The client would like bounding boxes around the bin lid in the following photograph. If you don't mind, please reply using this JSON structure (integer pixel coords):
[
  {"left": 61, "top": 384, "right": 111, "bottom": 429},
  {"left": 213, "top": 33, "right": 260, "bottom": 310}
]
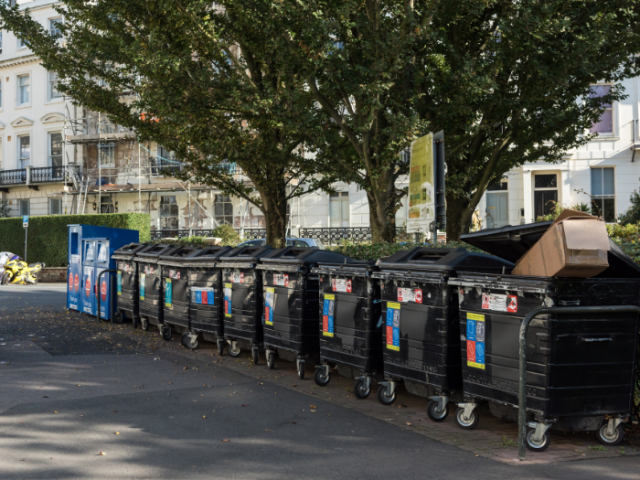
[
  {"left": 460, "top": 222, "right": 552, "bottom": 263},
  {"left": 461, "top": 221, "right": 640, "bottom": 278},
  {"left": 220, "top": 245, "right": 274, "bottom": 264},
  {"left": 112, "top": 243, "right": 148, "bottom": 259},
  {"left": 158, "top": 246, "right": 202, "bottom": 263},
  {"left": 136, "top": 244, "right": 180, "bottom": 262},
  {"left": 376, "top": 247, "right": 514, "bottom": 273},
  {"left": 182, "top": 246, "right": 234, "bottom": 263},
  {"left": 258, "top": 247, "right": 373, "bottom": 268}
]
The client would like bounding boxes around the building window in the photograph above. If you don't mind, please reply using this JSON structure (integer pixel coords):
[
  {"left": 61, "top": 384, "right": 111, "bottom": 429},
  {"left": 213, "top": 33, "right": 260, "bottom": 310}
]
[
  {"left": 589, "top": 85, "right": 613, "bottom": 135},
  {"left": 48, "top": 71, "right": 62, "bottom": 100},
  {"left": 49, "top": 18, "right": 62, "bottom": 39},
  {"left": 591, "top": 167, "right": 616, "bottom": 222},
  {"left": 330, "top": 192, "right": 350, "bottom": 228},
  {"left": 50, "top": 198, "right": 62, "bottom": 215},
  {"left": 160, "top": 196, "right": 179, "bottom": 229},
  {"left": 19, "top": 199, "right": 29, "bottom": 216},
  {"left": 533, "top": 174, "right": 558, "bottom": 220},
  {"left": 17, "top": 37, "right": 28, "bottom": 49},
  {"left": 98, "top": 142, "right": 115, "bottom": 167},
  {"left": 214, "top": 195, "right": 233, "bottom": 226},
  {"left": 50, "top": 132, "right": 62, "bottom": 167},
  {"left": 17, "top": 74, "right": 29, "bottom": 105},
  {"left": 100, "top": 194, "right": 114, "bottom": 214},
  {"left": 18, "top": 135, "right": 30, "bottom": 168}
]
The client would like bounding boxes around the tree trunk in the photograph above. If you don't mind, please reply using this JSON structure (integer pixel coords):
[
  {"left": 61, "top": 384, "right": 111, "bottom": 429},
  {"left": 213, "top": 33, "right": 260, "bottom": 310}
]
[
  {"left": 445, "top": 191, "right": 473, "bottom": 241},
  {"left": 260, "top": 180, "right": 288, "bottom": 249},
  {"left": 366, "top": 187, "right": 397, "bottom": 244}
]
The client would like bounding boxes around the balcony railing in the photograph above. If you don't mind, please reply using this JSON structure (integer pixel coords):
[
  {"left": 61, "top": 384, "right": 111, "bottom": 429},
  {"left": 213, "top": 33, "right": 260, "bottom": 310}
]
[
  {"left": 0, "top": 169, "right": 26, "bottom": 186},
  {"left": 0, "top": 165, "right": 81, "bottom": 187}
]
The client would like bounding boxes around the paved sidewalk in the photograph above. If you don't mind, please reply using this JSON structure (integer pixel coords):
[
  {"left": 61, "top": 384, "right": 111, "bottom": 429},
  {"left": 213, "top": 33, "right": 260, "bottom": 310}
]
[{"left": 96, "top": 316, "right": 640, "bottom": 466}]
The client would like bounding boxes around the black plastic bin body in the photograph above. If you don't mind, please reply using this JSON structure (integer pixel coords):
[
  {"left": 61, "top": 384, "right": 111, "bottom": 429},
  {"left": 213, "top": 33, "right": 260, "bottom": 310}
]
[
  {"left": 219, "top": 246, "right": 274, "bottom": 350},
  {"left": 450, "top": 224, "right": 640, "bottom": 428},
  {"left": 136, "top": 245, "right": 179, "bottom": 327},
  {"left": 313, "top": 262, "right": 380, "bottom": 377},
  {"left": 112, "top": 243, "right": 148, "bottom": 321},
  {"left": 258, "top": 248, "right": 359, "bottom": 364},
  {"left": 452, "top": 272, "right": 640, "bottom": 422},
  {"left": 373, "top": 248, "right": 514, "bottom": 398},
  {"left": 158, "top": 247, "right": 202, "bottom": 331},
  {"left": 184, "top": 246, "right": 233, "bottom": 340}
]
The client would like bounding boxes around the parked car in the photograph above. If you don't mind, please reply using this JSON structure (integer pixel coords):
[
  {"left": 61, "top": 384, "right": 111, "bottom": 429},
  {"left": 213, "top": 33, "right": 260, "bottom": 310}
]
[{"left": 237, "top": 238, "right": 324, "bottom": 249}]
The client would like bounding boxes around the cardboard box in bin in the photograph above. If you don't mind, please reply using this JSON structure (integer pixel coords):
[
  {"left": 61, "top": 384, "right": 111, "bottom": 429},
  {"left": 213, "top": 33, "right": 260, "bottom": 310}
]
[{"left": 512, "top": 210, "right": 610, "bottom": 277}]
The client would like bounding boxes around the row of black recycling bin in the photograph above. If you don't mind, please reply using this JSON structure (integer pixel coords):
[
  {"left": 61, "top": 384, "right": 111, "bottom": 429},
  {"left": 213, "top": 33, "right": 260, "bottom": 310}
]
[{"left": 111, "top": 226, "right": 640, "bottom": 453}]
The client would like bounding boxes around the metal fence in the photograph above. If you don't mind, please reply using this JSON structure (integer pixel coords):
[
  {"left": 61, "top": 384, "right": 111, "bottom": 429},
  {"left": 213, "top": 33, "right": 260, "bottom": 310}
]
[{"left": 150, "top": 228, "right": 267, "bottom": 241}]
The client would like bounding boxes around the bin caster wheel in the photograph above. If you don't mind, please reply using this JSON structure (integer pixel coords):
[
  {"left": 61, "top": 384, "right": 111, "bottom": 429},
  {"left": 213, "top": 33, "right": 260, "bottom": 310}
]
[
  {"left": 161, "top": 326, "right": 172, "bottom": 341},
  {"left": 217, "top": 340, "right": 224, "bottom": 356},
  {"left": 186, "top": 335, "right": 199, "bottom": 350},
  {"left": 427, "top": 400, "right": 449, "bottom": 422},
  {"left": 180, "top": 333, "right": 188, "bottom": 347},
  {"left": 377, "top": 385, "right": 396, "bottom": 406},
  {"left": 140, "top": 318, "right": 149, "bottom": 331},
  {"left": 596, "top": 423, "right": 624, "bottom": 446},
  {"left": 314, "top": 367, "right": 330, "bottom": 387},
  {"left": 525, "top": 427, "right": 551, "bottom": 452},
  {"left": 455, "top": 407, "right": 479, "bottom": 430},
  {"left": 266, "top": 352, "right": 275, "bottom": 370},
  {"left": 297, "top": 360, "right": 306, "bottom": 379},
  {"left": 228, "top": 342, "right": 241, "bottom": 357},
  {"left": 251, "top": 347, "right": 260, "bottom": 365},
  {"left": 354, "top": 378, "right": 371, "bottom": 399},
  {"left": 114, "top": 311, "right": 124, "bottom": 324}
]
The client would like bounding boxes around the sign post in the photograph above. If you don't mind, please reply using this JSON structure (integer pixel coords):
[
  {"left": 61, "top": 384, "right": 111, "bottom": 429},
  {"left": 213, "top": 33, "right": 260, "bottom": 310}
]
[
  {"left": 22, "top": 215, "right": 29, "bottom": 262},
  {"left": 407, "top": 132, "right": 445, "bottom": 242}
]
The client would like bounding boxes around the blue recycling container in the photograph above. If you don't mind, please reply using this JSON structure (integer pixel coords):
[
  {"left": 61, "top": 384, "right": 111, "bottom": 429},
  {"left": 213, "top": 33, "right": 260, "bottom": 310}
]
[{"left": 67, "top": 224, "right": 139, "bottom": 317}]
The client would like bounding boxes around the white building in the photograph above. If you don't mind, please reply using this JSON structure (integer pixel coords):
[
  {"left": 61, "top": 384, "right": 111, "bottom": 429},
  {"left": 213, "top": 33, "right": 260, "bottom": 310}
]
[
  {"left": 476, "top": 80, "right": 640, "bottom": 229},
  {"left": 1, "top": 0, "right": 637, "bottom": 244}
]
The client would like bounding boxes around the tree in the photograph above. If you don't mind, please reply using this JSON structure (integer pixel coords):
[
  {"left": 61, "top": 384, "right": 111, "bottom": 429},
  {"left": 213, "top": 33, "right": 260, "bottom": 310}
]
[
  {"left": 0, "top": 0, "right": 339, "bottom": 247},
  {"left": 275, "top": 0, "right": 640, "bottom": 240},
  {"left": 413, "top": 0, "right": 640, "bottom": 239},
  {"left": 619, "top": 181, "right": 640, "bottom": 225}
]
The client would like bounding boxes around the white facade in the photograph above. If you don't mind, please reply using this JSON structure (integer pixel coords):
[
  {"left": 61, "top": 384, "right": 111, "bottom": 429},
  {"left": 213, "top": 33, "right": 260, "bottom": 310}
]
[{"left": 476, "top": 77, "right": 640, "bottom": 230}]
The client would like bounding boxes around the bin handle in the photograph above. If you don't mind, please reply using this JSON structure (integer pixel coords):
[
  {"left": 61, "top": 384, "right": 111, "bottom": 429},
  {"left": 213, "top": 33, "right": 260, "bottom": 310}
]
[{"left": 518, "top": 305, "right": 640, "bottom": 461}]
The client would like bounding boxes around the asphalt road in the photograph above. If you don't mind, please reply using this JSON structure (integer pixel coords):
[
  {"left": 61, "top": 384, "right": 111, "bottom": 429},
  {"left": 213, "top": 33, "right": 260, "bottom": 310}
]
[{"left": 0, "top": 284, "right": 638, "bottom": 479}]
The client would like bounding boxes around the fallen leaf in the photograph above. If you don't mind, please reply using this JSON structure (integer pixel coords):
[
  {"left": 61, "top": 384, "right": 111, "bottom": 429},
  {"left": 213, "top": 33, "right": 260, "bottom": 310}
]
[
  {"left": 265, "top": 429, "right": 272, "bottom": 432},
  {"left": 406, "top": 422, "right": 412, "bottom": 426},
  {"left": 310, "top": 410, "right": 317, "bottom": 413},
  {"left": 222, "top": 439, "right": 230, "bottom": 442},
  {"left": 241, "top": 404, "right": 249, "bottom": 407},
  {"left": 310, "top": 405, "right": 317, "bottom": 409},
  {"left": 115, "top": 432, "right": 120, "bottom": 435},
  {"left": 203, "top": 416, "right": 206, "bottom": 419},
  {"left": 53, "top": 411, "right": 58, "bottom": 414},
  {"left": 99, "top": 452, "right": 106, "bottom": 456}
]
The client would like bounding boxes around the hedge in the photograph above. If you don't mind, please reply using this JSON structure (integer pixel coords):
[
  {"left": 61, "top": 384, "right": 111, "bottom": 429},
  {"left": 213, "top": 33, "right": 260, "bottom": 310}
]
[{"left": 0, "top": 213, "right": 150, "bottom": 268}]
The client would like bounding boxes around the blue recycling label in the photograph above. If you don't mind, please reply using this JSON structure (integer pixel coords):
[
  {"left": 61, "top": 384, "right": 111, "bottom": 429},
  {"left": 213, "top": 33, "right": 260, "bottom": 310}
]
[
  {"left": 322, "top": 294, "right": 335, "bottom": 337},
  {"left": 386, "top": 302, "right": 401, "bottom": 351},
  {"left": 117, "top": 271, "right": 122, "bottom": 296},
  {"left": 164, "top": 279, "right": 173, "bottom": 308}
]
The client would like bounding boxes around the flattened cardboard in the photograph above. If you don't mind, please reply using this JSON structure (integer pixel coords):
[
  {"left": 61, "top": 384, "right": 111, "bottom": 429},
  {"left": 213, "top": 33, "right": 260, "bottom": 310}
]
[{"left": 512, "top": 209, "right": 609, "bottom": 278}]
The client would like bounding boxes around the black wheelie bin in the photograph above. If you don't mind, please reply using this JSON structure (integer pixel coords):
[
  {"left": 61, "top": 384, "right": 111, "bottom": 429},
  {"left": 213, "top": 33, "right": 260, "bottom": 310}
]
[
  {"left": 136, "top": 244, "right": 179, "bottom": 334},
  {"left": 372, "top": 247, "right": 514, "bottom": 422},
  {"left": 112, "top": 243, "right": 148, "bottom": 326},
  {"left": 219, "top": 245, "right": 274, "bottom": 363},
  {"left": 157, "top": 246, "right": 202, "bottom": 344},
  {"left": 312, "top": 258, "right": 380, "bottom": 397},
  {"left": 183, "top": 246, "right": 233, "bottom": 351},
  {"left": 448, "top": 221, "right": 640, "bottom": 452},
  {"left": 258, "top": 247, "right": 362, "bottom": 379}
]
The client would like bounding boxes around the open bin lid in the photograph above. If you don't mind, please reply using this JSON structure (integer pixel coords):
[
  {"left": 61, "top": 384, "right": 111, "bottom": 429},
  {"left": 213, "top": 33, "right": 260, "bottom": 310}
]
[
  {"left": 460, "top": 222, "right": 552, "bottom": 263},
  {"left": 220, "top": 245, "right": 274, "bottom": 264},
  {"left": 376, "top": 247, "right": 513, "bottom": 273},
  {"left": 461, "top": 221, "right": 640, "bottom": 278},
  {"left": 136, "top": 244, "right": 180, "bottom": 261},
  {"left": 182, "top": 246, "right": 234, "bottom": 263},
  {"left": 258, "top": 247, "right": 372, "bottom": 268},
  {"left": 112, "top": 243, "right": 148, "bottom": 259}
]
